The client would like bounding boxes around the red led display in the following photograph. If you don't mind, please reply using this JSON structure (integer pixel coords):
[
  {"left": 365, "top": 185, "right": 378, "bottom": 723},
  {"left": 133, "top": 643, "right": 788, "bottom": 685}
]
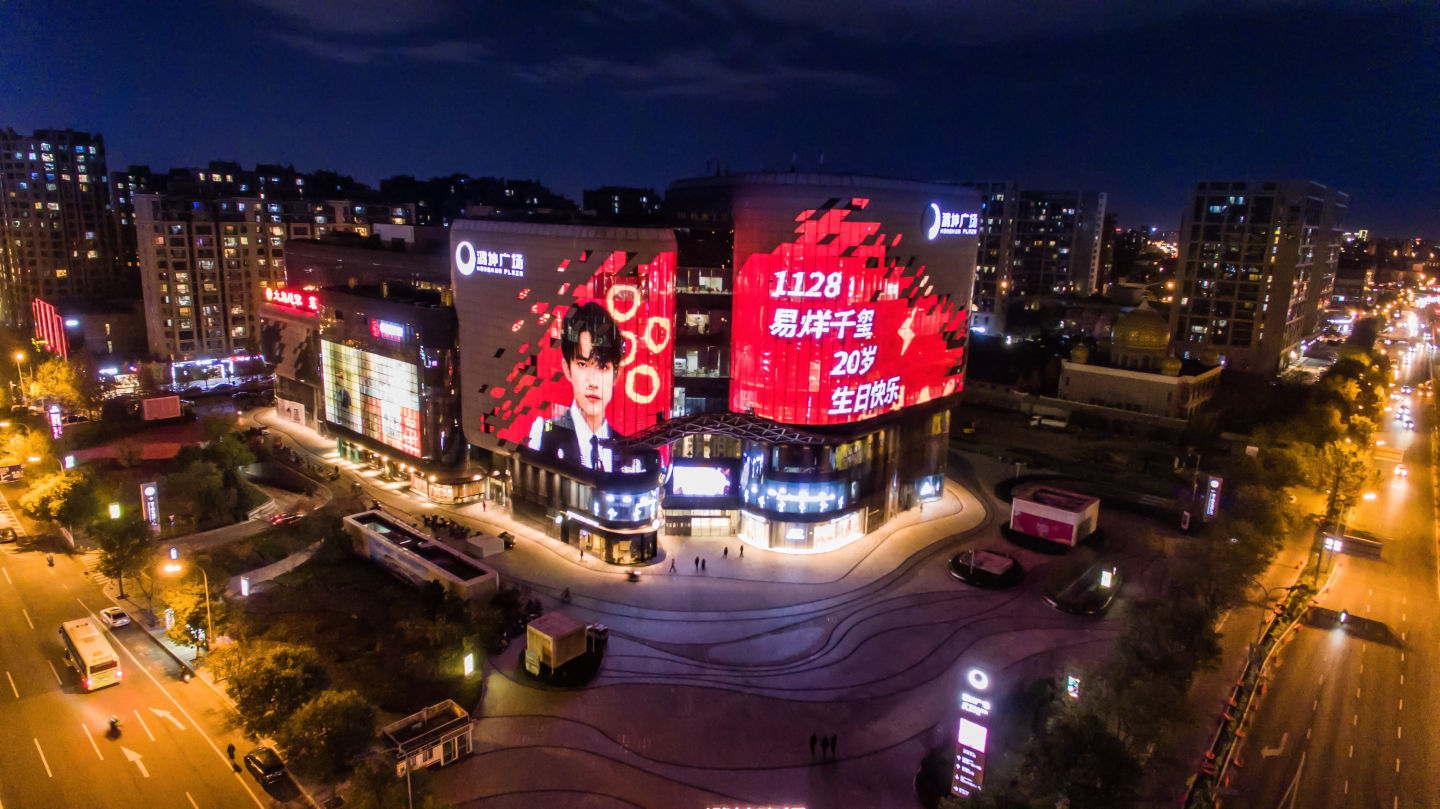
[
  {"left": 264, "top": 286, "right": 319, "bottom": 314},
  {"left": 730, "top": 200, "right": 968, "bottom": 425}
]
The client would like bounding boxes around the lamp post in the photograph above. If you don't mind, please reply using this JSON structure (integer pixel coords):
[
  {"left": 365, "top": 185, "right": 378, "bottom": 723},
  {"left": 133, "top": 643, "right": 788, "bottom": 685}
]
[
  {"left": 163, "top": 549, "right": 213, "bottom": 657},
  {"left": 12, "top": 351, "right": 26, "bottom": 405}
]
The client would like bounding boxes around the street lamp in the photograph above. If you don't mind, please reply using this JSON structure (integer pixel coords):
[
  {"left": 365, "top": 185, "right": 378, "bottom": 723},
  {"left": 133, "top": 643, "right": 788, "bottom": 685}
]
[
  {"left": 163, "top": 548, "right": 213, "bottom": 658},
  {"left": 12, "top": 351, "right": 25, "bottom": 404}
]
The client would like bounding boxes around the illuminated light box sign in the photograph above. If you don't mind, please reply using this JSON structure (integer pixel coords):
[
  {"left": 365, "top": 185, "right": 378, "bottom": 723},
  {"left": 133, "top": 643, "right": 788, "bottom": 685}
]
[
  {"left": 953, "top": 667, "right": 992, "bottom": 797},
  {"left": 670, "top": 465, "right": 733, "bottom": 498},
  {"left": 730, "top": 195, "right": 973, "bottom": 426},
  {"left": 926, "top": 203, "right": 980, "bottom": 239},
  {"left": 450, "top": 220, "right": 675, "bottom": 477},
  {"left": 264, "top": 286, "right": 319, "bottom": 313},
  {"left": 370, "top": 319, "right": 405, "bottom": 341},
  {"left": 454, "top": 241, "right": 525, "bottom": 277},
  {"left": 321, "top": 341, "right": 422, "bottom": 457}
]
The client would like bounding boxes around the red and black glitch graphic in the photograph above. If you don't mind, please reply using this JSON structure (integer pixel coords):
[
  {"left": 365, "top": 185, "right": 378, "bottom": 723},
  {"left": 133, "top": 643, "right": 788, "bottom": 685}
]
[
  {"left": 730, "top": 198, "right": 967, "bottom": 426},
  {"left": 476, "top": 250, "right": 675, "bottom": 451}
]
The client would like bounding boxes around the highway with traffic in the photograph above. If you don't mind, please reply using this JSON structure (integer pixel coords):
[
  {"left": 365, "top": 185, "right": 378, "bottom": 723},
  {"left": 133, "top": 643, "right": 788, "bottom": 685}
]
[{"left": 1229, "top": 321, "right": 1440, "bottom": 808}]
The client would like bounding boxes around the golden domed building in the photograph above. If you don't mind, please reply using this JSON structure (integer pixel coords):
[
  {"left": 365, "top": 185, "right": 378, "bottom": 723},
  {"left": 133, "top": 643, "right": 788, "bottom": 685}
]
[{"left": 1058, "top": 302, "right": 1222, "bottom": 421}]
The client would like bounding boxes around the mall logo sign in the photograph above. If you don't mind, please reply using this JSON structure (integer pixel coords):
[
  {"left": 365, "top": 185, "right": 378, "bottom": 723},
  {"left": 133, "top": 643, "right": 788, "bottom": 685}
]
[
  {"left": 926, "top": 203, "right": 979, "bottom": 240},
  {"left": 455, "top": 240, "right": 525, "bottom": 278}
]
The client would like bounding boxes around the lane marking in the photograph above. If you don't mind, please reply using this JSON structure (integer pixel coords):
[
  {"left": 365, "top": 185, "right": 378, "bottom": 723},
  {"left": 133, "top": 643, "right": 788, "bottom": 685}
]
[
  {"left": 134, "top": 709, "right": 155, "bottom": 742},
  {"left": 21, "top": 608, "right": 32, "bottom": 629},
  {"left": 1397, "top": 726, "right": 1402, "bottom": 739},
  {"left": 187, "top": 793, "right": 199, "bottom": 809},
  {"left": 1399, "top": 699, "right": 1404, "bottom": 710},
  {"left": 1353, "top": 714, "right": 1358, "bottom": 726},
  {"left": 121, "top": 746, "right": 149, "bottom": 778},
  {"left": 2, "top": 568, "right": 10, "bottom": 584},
  {"left": 33, "top": 738, "right": 51, "bottom": 777},
  {"left": 1306, "top": 727, "right": 1311, "bottom": 740},
  {"left": 46, "top": 660, "right": 60, "bottom": 686},
  {"left": 1312, "top": 699, "right": 1318, "bottom": 711},
  {"left": 4, "top": 671, "right": 16, "bottom": 698},
  {"left": 149, "top": 707, "right": 185, "bottom": 731},
  {"left": 82, "top": 605, "right": 267, "bottom": 808},
  {"left": 1344, "top": 780, "right": 1348, "bottom": 795},
  {"left": 1357, "top": 687, "right": 1362, "bottom": 699},
  {"left": 1396, "top": 758, "right": 1401, "bottom": 772},
  {"left": 82, "top": 722, "right": 103, "bottom": 760}
]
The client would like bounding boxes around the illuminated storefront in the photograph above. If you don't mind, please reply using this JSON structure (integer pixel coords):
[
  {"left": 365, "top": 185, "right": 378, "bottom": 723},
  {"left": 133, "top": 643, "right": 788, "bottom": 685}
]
[
  {"left": 318, "top": 283, "right": 465, "bottom": 480},
  {"left": 451, "top": 174, "right": 977, "bottom": 561}
]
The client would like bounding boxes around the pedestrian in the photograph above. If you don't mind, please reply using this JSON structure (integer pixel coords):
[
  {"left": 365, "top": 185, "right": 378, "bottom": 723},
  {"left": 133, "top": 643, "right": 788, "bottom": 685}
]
[
  {"left": 226, "top": 742, "right": 235, "bottom": 760},
  {"left": 701, "top": 558, "right": 706, "bottom": 572},
  {"left": 820, "top": 735, "right": 830, "bottom": 757},
  {"left": 739, "top": 545, "right": 743, "bottom": 558},
  {"left": 723, "top": 546, "right": 728, "bottom": 559},
  {"left": 694, "top": 556, "right": 699, "bottom": 570},
  {"left": 482, "top": 500, "right": 487, "bottom": 512},
  {"left": 809, "top": 732, "right": 817, "bottom": 758},
  {"left": 830, "top": 733, "right": 837, "bottom": 758},
  {"left": 670, "top": 559, "right": 676, "bottom": 574}
]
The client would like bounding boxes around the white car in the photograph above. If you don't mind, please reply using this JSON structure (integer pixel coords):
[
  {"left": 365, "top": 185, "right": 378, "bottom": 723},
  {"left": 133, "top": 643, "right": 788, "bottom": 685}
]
[{"left": 99, "top": 607, "right": 131, "bottom": 628}]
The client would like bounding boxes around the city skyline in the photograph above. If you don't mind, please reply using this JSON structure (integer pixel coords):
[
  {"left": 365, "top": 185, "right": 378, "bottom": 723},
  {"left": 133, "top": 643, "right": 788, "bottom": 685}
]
[{"left": 3, "top": 0, "right": 1436, "bottom": 236}]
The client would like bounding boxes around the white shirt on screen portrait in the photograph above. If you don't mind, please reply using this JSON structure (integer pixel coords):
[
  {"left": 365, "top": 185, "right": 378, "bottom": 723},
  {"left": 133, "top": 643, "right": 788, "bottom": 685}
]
[{"left": 525, "top": 403, "right": 614, "bottom": 473}]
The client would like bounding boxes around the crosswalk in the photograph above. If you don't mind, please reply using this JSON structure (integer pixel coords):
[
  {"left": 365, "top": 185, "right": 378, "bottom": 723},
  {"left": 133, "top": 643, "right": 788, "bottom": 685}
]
[
  {"left": 80, "top": 551, "right": 113, "bottom": 587},
  {"left": 0, "top": 489, "right": 26, "bottom": 536}
]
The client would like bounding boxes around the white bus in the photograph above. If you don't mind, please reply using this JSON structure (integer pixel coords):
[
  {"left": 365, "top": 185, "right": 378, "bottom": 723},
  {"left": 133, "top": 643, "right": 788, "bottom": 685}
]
[{"left": 59, "top": 618, "right": 122, "bottom": 691}]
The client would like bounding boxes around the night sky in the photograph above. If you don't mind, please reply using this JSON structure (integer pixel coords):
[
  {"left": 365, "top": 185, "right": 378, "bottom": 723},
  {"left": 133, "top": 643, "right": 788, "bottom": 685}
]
[{"left": 3, "top": 0, "right": 1437, "bottom": 236}]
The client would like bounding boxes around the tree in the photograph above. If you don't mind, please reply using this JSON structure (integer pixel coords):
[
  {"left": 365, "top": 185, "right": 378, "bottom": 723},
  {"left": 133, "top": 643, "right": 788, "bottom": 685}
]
[
  {"left": 211, "top": 643, "right": 326, "bottom": 735},
  {"left": 160, "top": 574, "right": 213, "bottom": 655},
  {"left": 26, "top": 357, "right": 84, "bottom": 411},
  {"left": 18, "top": 470, "right": 93, "bottom": 527},
  {"left": 166, "top": 461, "right": 236, "bottom": 526},
  {"left": 344, "top": 758, "right": 454, "bottom": 809},
  {"left": 1023, "top": 710, "right": 1141, "bottom": 809},
  {"left": 1316, "top": 439, "right": 1367, "bottom": 532},
  {"left": 278, "top": 689, "right": 377, "bottom": 780},
  {"left": 3, "top": 427, "right": 56, "bottom": 472},
  {"left": 90, "top": 511, "right": 153, "bottom": 599}
]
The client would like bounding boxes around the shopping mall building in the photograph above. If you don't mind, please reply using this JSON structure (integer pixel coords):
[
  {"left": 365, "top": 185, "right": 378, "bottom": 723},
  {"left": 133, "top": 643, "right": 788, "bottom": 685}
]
[{"left": 450, "top": 173, "right": 979, "bottom": 563}]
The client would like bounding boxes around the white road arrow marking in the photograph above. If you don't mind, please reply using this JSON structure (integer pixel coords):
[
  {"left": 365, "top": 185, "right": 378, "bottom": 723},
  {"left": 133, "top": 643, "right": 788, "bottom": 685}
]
[
  {"left": 1261, "top": 731, "right": 1289, "bottom": 758},
  {"left": 122, "top": 746, "right": 149, "bottom": 777},
  {"left": 149, "top": 707, "right": 185, "bottom": 731}
]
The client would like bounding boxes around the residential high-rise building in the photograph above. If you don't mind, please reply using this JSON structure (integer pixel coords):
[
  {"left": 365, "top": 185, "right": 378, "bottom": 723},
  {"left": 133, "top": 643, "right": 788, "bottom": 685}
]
[
  {"left": 583, "top": 186, "right": 664, "bottom": 221},
  {"left": 964, "top": 185, "right": 1106, "bottom": 335},
  {"left": 0, "top": 128, "right": 122, "bottom": 327},
  {"left": 1169, "top": 180, "right": 1348, "bottom": 375},
  {"left": 377, "top": 174, "right": 576, "bottom": 226},
  {"left": 134, "top": 192, "right": 415, "bottom": 361}
]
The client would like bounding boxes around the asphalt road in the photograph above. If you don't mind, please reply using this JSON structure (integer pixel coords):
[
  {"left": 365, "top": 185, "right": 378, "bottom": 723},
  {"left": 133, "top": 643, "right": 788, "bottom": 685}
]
[
  {"left": 0, "top": 540, "right": 272, "bottom": 809},
  {"left": 1228, "top": 334, "right": 1440, "bottom": 808}
]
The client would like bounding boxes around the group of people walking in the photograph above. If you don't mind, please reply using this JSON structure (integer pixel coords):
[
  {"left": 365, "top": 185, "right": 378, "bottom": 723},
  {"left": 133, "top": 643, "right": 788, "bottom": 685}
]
[
  {"left": 668, "top": 545, "right": 743, "bottom": 573},
  {"left": 809, "top": 732, "right": 839, "bottom": 760}
]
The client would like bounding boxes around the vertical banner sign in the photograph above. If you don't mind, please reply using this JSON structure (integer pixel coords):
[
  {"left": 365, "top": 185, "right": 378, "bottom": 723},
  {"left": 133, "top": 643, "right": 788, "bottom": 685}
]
[
  {"left": 141, "top": 483, "right": 160, "bottom": 531},
  {"left": 953, "top": 668, "right": 992, "bottom": 797},
  {"left": 1203, "top": 476, "right": 1223, "bottom": 521},
  {"left": 48, "top": 404, "right": 63, "bottom": 439}
]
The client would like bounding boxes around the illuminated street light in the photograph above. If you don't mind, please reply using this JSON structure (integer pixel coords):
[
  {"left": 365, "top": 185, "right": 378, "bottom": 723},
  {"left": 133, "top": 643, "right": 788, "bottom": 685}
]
[
  {"left": 161, "top": 548, "right": 214, "bottom": 657},
  {"left": 108, "top": 502, "right": 121, "bottom": 520}
]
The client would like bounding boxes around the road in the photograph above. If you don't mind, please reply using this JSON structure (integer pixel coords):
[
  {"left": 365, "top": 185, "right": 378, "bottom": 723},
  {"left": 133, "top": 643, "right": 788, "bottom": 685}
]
[
  {"left": 0, "top": 539, "right": 274, "bottom": 808},
  {"left": 1229, "top": 331, "right": 1440, "bottom": 807}
]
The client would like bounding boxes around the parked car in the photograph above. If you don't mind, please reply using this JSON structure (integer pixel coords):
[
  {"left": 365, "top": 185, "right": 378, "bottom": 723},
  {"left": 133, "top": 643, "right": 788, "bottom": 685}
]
[
  {"left": 0, "top": 527, "right": 17, "bottom": 543},
  {"left": 99, "top": 607, "right": 132, "bottom": 628},
  {"left": 243, "top": 746, "right": 287, "bottom": 785}
]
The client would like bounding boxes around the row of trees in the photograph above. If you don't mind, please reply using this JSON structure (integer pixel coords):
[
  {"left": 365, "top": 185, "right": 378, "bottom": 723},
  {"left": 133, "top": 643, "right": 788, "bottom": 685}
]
[{"left": 946, "top": 352, "right": 1390, "bottom": 808}]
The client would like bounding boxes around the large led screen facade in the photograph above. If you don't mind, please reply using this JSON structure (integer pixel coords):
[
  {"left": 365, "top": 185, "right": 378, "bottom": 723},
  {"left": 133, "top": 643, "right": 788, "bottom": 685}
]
[
  {"left": 321, "top": 341, "right": 422, "bottom": 456},
  {"left": 451, "top": 221, "right": 676, "bottom": 477},
  {"left": 728, "top": 183, "right": 977, "bottom": 426}
]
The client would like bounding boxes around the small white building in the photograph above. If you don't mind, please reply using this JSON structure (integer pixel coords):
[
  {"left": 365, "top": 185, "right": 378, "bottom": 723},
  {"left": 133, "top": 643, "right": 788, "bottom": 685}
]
[{"left": 382, "top": 700, "right": 472, "bottom": 776}]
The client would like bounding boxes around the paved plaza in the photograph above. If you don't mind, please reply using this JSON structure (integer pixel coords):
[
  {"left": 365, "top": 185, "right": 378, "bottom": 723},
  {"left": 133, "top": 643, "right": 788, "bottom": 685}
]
[{"left": 248, "top": 408, "right": 1156, "bottom": 808}]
